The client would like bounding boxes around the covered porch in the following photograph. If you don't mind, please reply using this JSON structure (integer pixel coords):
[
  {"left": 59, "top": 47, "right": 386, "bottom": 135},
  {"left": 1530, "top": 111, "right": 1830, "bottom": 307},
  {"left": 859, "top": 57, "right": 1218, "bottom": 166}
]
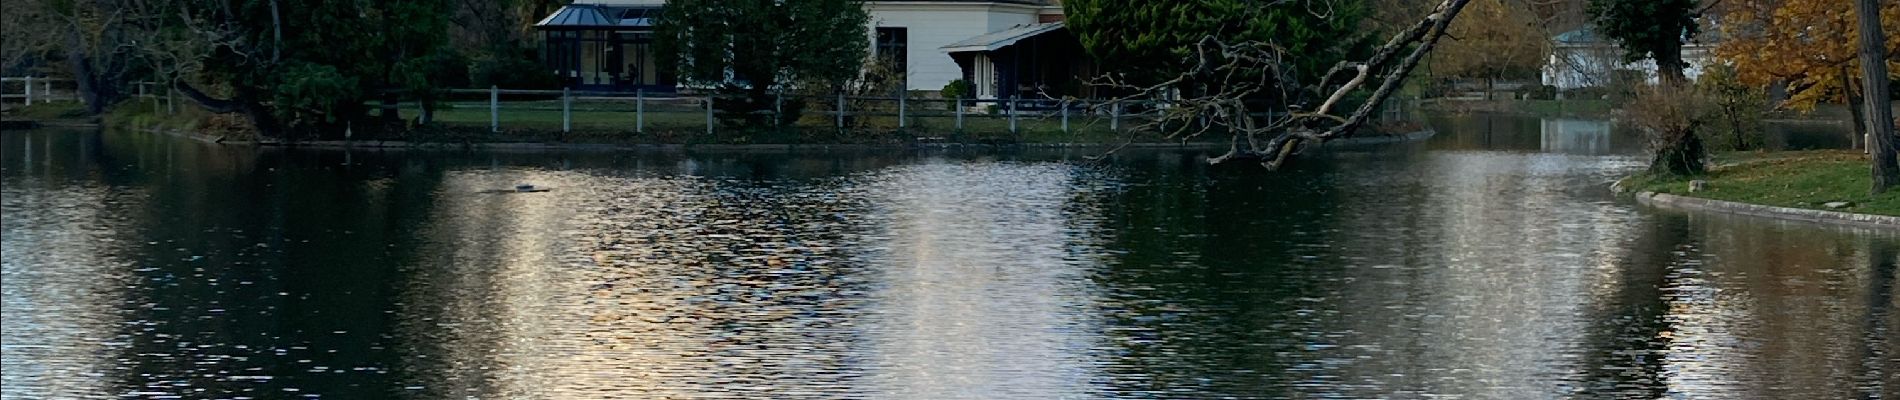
[
  {"left": 943, "top": 22, "right": 1093, "bottom": 101},
  {"left": 535, "top": 4, "right": 675, "bottom": 92}
]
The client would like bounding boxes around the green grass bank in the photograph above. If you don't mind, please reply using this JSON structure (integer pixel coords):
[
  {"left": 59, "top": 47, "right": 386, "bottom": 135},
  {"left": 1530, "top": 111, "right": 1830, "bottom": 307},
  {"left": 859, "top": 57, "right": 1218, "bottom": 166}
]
[{"left": 1623, "top": 151, "right": 1900, "bottom": 217}]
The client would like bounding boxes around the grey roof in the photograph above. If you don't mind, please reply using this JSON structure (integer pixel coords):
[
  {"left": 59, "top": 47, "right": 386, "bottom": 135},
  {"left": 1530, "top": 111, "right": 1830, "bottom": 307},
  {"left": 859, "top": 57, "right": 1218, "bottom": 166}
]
[
  {"left": 536, "top": 4, "right": 661, "bottom": 29},
  {"left": 941, "top": 22, "right": 1064, "bottom": 53},
  {"left": 1552, "top": 29, "right": 1602, "bottom": 45}
]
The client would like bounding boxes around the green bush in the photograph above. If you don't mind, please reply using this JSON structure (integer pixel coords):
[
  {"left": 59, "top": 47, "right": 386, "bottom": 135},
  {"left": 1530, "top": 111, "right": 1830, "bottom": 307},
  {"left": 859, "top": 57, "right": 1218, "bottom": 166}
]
[
  {"left": 941, "top": 80, "right": 974, "bottom": 110},
  {"left": 1520, "top": 84, "right": 1558, "bottom": 100},
  {"left": 1696, "top": 64, "right": 1766, "bottom": 151},
  {"left": 942, "top": 79, "right": 974, "bottom": 99},
  {"left": 1564, "top": 86, "right": 1612, "bottom": 100},
  {"left": 471, "top": 53, "right": 560, "bottom": 90},
  {"left": 271, "top": 62, "right": 361, "bottom": 127}
]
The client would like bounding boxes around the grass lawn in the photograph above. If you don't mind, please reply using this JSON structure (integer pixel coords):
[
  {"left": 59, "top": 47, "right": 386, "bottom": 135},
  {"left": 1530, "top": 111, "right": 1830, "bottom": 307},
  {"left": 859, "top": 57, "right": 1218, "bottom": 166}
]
[
  {"left": 1624, "top": 150, "right": 1900, "bottom": 216},
  {"left": 2, "top": 102, "right": 89, "bottom": 120},
  {"left": 424, "top": 101, "right": 1166, "bottom": 144}
]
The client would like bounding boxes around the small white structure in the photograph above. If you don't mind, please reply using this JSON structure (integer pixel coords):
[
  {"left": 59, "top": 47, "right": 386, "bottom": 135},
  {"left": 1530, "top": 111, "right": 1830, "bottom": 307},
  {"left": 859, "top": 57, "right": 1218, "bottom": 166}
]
[
  {"left": 539, "top": 0, "right": 1069, "bottom": 93},
  {"left": 868, "top": 1, "right": 1063, "bottom": 92},
  {"left": 1541, "top": 29, "right": 1714, "bottom": 90}
]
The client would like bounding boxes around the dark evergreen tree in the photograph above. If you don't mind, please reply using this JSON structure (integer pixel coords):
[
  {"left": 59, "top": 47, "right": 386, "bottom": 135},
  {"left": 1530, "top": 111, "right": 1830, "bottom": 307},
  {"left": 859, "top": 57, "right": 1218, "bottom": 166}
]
[
  {"left": 1586, "top": 0, "right": 1700, "bottom": 85},
  {"left": 655, "top": 0, "right": 870, "bottom": 126}
]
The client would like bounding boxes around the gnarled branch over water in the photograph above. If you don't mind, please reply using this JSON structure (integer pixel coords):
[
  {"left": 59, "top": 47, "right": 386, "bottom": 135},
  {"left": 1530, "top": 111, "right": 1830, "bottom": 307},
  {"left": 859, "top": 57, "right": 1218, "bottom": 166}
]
[{"left": 1094, "top": 0, "right": 1472, "bottom": 170}]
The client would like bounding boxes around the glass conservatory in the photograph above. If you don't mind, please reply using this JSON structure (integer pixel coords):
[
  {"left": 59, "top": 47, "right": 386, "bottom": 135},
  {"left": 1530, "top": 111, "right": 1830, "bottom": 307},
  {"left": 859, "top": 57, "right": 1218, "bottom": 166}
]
[{"left": 535, "top": 4, "right": 675, "bottom": 92}]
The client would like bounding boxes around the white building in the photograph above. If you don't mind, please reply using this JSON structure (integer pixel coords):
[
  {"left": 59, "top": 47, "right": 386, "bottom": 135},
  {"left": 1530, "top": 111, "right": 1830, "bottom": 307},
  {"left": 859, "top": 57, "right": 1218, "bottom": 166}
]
[
  {"left": 1542, "top": 29, "right": 1714, "bottom": 90},
  {"left": 537, "top": 0, "right": 1077, "bottom": 97}
]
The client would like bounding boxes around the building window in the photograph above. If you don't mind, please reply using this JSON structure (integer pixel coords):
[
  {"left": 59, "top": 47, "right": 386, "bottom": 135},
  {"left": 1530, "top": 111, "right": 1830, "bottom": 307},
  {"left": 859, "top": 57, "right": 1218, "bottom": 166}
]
[{"left": 876, "top": 27, "right": 908, "bottom": 75}]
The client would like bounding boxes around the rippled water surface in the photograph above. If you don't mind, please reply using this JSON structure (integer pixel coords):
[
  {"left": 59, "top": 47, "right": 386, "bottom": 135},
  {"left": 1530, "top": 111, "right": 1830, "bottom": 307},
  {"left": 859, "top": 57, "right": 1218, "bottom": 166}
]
[{"left": 3, "top": 116, "right": 1895, "bottom": 399}]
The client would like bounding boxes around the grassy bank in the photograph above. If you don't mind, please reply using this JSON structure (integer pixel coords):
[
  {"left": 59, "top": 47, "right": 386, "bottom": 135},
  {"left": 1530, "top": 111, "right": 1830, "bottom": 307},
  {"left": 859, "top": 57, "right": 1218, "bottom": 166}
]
[
  {"left": 2, "top": 102, "right": 90, "bottom": 122},
  {"left": 74, "top": 100, "right": 1197, "bottom": 145},
  {"left": 1623, "top": 151, "right": 1900, "bottom": 216}
]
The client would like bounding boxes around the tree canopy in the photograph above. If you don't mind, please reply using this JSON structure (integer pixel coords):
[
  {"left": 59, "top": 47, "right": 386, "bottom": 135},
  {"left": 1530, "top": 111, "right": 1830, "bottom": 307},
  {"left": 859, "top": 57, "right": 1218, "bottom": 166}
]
[
  {"left": 655, "top": 0, "right": 869, "bottom": 93},
  {"left": 654, "top": 0, "right": 869, "bottom": 125},
  {"left": 1713, "top": 0, "right": 1899, "bottom": 110},
  {"left": 1433, "top": 0, "right": 1552, "bottom": 84},
  {"left": 1587, "top": 0, "right": 1701, "bottom": 84},
  {"left": 1064, "top": 0, "right": 1371, "bottom": 86}
]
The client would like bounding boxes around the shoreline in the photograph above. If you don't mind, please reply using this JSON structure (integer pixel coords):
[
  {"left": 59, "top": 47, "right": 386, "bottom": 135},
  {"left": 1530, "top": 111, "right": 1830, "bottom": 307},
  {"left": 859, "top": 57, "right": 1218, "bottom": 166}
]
[
  {"left": 113, "top": 122, "right": 1434, "bottom": 153},
  {"left": 1613, "top": 177, "right": 1900, "bottom": 229}
]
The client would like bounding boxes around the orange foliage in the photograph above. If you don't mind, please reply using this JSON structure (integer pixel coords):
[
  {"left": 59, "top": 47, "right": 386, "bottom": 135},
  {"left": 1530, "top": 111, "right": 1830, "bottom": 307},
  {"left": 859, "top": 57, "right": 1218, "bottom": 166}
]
[{"left": 1714, "top": 0, "right": 1900, "bottom": 110}]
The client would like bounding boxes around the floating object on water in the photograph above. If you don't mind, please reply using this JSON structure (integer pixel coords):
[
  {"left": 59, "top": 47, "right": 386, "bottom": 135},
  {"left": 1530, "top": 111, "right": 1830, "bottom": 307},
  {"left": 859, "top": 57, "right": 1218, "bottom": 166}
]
[{"left": 479, "top": 184, "right": 551, "bottom": 194}]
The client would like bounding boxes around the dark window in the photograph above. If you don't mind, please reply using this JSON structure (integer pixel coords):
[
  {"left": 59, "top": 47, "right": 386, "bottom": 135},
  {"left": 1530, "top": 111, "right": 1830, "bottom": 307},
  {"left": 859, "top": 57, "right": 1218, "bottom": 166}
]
[{"left": 875, "top": 27, "right": 908, "bottom": 74}]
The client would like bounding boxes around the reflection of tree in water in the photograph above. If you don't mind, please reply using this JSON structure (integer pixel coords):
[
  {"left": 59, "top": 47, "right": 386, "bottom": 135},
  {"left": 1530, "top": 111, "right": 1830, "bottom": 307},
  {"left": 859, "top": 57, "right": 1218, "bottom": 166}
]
[
  {"left": 74, "top": 137, "right": 453, "bottom": 397},
  {"left": 1859, "top": 239, "right": 1895, "bottom": 398},
  {"left": 1567, "top": 213, "right": 1681, "bottom": 399},
  {"left": 1084, "top": 151, "right": 1349, "bottom": 398}
]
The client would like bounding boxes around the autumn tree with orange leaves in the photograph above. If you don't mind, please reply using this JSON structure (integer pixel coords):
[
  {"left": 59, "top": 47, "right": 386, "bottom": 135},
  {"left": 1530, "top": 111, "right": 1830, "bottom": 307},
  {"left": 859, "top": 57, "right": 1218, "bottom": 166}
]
[
  {"left": 1716, "top": 0, "right": 1898, "bottom": 190},
  {"left": 1714, "top": 0, "right": 1898, "bottom": 139}
]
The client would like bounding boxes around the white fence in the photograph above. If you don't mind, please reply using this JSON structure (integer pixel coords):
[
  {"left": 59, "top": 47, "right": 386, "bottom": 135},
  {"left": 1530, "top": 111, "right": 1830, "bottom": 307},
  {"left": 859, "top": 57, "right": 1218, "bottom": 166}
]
[{"left": 1, "top": 77, "right": 80, "bottom": 106}]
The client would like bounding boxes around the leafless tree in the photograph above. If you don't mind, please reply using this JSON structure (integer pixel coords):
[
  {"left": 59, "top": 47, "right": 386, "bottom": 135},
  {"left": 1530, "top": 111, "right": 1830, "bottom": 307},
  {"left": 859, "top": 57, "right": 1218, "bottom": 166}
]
[{"left": 1095, "top": 0, "right": 1474, "bottom": 170}]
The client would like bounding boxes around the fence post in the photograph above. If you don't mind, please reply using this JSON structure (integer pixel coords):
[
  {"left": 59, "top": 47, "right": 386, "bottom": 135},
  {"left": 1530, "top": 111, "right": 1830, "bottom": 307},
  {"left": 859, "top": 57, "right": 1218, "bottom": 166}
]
[
  {"left": 562, "top": 87, "right": 572, "bottom": 133},
  {"left": 166, "top": 85, "right": 175, "bottom": 114},
  {"left": 1111, "top": 102, "right": 1121, "bottom": 131},
  {"left": 774, "top": 91, "right": 783, "bottom": 128},
  {"left": 23, "top": 76, "right": 32, "bottom": 105},
  {"left": 705, "top": 95, "right": 714, "bottom": 136},
  {"left": 1061, "top": 99, "right": 1070, "bottom": 133},
  {"left": 43, "top": 79, "right": 51, "bottom": 103},
  {"left": 1008, "top": 96, "right": 1018, "bottom": 133},
  {"left": 898, "top": 91, "right": 907, "bottom": 129},
  {"left": 489, "top": 85, "right": 499, "bottom": 133},
  {"left": 636, "top": 89, "right": 645, "bottom": 134},
  {"left": 836, "top": 91, "right": 844, "bottom": 130},
  {"left": 955, "top": 98, "right": 964, "bottom": 131}
]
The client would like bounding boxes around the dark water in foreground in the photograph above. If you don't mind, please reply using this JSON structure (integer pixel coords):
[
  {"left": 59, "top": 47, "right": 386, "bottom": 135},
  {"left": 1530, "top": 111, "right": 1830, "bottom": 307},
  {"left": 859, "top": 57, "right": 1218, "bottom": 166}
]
[{"left": 2, "top": 116, "right": 1895, "bottom": 399}]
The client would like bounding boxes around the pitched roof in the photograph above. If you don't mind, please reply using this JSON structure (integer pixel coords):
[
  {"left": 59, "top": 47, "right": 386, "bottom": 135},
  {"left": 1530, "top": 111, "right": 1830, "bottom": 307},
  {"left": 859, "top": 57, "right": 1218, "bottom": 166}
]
[
  {"left": 940, "top": 22, "right": 1064, "bottom": 53},
  {"left": 536, "top": 4, "right": 663, "bottom": 29}
]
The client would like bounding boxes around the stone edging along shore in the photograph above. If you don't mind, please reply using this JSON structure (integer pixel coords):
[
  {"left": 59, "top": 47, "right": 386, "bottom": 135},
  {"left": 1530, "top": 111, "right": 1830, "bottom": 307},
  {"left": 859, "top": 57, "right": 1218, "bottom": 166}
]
[
  {"left": 233, "top": 129, "right": 1436, "bottom": 152},
  {"left": 1612, "top": 180, "right": 1900, "bottom": 229}
]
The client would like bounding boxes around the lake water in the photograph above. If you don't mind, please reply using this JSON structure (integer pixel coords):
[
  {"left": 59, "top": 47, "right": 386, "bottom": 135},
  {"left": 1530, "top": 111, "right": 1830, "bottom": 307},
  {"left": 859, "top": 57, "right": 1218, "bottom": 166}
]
[{"left": 2, "top": 115, "right": 1894, "bottom": 399}]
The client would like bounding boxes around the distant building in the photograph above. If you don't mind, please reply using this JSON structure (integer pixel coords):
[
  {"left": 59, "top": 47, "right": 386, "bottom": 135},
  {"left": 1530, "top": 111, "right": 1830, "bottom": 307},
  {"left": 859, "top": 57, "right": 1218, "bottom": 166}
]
[
  {"left": 1541, "top": 28, "right": 1714, "bottom": 91},
  {"left": 533, "top": 0, "right": 1084, "bottom": 98},
  {"left": 533, "top": 1, "right": 671, "bottom": 92}
]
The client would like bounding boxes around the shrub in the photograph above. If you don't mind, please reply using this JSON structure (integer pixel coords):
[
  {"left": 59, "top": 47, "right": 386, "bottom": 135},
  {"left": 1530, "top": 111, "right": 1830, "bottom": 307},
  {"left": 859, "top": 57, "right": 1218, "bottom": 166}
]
[
  {"left": 1696, "top": 64, "right": 1766, "bottom": 151},
  {"left": 1520, "top": 84, "right": 1557, "bottom": 100},
  {"left": 471, "top": 54, "right": 560, "bottom": 90},
  {"left": 1625, "top": 84, "right": 1709, "bottom": 176},
  {"left": 1563, "top": 86, "right": 1612, "bottom": 100},
  {"left": 942, "top": 79, "right": 974, "bottom": 100}
]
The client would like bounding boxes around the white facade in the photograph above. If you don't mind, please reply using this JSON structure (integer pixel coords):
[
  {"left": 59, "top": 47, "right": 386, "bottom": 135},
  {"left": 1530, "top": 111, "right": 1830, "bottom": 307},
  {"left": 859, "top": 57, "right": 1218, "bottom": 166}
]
[
  {"left": 564, "top": 0, "right": 1056, "bottom": 92},
  {"left": 1541, "top": 30, "right": 1715, "bottom": 90},
  {"left": 866, "top": 2, "right": 1046, "bottom": 91}
]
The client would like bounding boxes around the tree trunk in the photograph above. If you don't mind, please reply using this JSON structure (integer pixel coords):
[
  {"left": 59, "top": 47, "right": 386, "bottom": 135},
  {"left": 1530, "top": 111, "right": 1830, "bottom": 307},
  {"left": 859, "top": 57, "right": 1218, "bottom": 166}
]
[
  {"left": 62, "top": 32, "right": 116, "bottom": 114},
  {"left": 1857, "top": 0, "right": 1898, "bottom": 194},
  {"left": 1654, "top": 40, "right": 1688, "bottom": 87},
  {"left": 1847, "top": 72, "right": 1868, "bottom": 150},
  {"left": 1650, "top": 126, "right": 1707, "bottom": 176},
  {"left": 175, "top": 81, "right": 282, "bottom": 138}
]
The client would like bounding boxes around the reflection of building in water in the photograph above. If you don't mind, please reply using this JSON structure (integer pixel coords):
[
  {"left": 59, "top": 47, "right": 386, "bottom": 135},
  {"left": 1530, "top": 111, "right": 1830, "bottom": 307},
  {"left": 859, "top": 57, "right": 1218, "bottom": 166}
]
[
  {"left": 1540, "top": 119, "right": 1613, "bottom": 154},
  {"left": 392, "top": 162, "right": 1112, "bottom": 398},
  {"left": 853, "top": 160, "right": 1109, "bottom": 398},
  {"left": 1312, "top": 150, "right": 1642, "bottom": 397},
  {"left": 0, "top": 184, "right": 138, "bottom": 398}
]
